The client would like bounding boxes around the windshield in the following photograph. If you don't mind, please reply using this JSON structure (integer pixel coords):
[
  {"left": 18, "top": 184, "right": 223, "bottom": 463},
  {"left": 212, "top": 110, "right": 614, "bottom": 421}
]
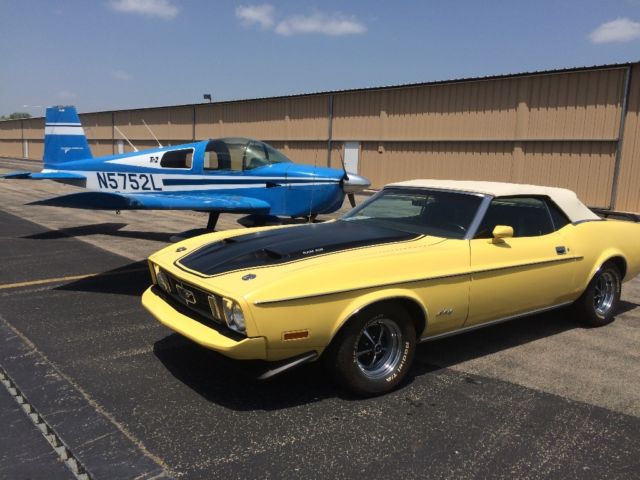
[
  {"left": 341, "top": 188, "right": 484, "bottom": 239},
  {"left": 204, "top": 138, "right": 292, "bottom": 171}
]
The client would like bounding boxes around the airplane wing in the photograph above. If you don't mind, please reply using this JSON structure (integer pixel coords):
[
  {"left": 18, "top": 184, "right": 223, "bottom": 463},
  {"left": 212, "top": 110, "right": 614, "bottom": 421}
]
[
  {"left": 2, "top": 171, "right": 87, "bottom": 180},
  {"left": 29, "top": 191, "right": 271, "bottom": 214}
]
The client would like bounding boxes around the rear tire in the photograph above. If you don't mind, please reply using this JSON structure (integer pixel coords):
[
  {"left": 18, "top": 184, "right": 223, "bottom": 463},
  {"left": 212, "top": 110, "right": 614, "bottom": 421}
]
[
  {"left": 572, "top": 261, "right": 621, "bottom": 327},
  {"left": 325, "top": 304, "right": 416, "bottom": 397}
]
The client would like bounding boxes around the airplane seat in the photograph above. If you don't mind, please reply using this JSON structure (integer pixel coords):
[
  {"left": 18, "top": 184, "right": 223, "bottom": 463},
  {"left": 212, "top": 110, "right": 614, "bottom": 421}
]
[
  {"left": 205, "top": 140, "right": 231, "bottom": 170},
  {"left": 247, "top": 157, "right": 264, "bottom": 169},
  {"left": 218, "top": 154, "right": 231, "bottom": 170}
]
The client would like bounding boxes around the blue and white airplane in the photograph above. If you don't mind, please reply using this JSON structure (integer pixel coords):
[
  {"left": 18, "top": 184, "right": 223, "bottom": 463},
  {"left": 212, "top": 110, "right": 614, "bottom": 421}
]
[{"left": 3, "top": 106, "right": 370, "bottom": 230}]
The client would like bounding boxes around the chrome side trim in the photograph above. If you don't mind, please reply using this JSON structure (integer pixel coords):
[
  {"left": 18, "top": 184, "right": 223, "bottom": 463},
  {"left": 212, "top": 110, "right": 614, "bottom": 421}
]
[
  {"left": 253, "top": 255, "right": 583, "bottom": 305},
  {"left": 471, "top": 255, "right": 583, "bottom": 276},
  {"left": 418, "top": 301, "right": 574, "bottom": 343}
]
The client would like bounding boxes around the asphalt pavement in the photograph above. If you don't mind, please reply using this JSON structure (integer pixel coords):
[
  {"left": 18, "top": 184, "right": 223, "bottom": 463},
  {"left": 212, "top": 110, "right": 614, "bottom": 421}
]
[{"left": 1, "top": 157, "right": 640, "bottom": 479}]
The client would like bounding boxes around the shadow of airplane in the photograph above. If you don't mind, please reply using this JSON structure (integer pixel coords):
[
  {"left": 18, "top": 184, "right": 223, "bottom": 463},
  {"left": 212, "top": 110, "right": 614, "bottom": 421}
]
[
  {"left": 23, "top": 217, "right": 324, "bottom": 244},
  {"left": 24, "top": 222, "right": 174, "bottom": 243},
  {"left": 55, "top": 260, "right": 151, "bottom": 296}
]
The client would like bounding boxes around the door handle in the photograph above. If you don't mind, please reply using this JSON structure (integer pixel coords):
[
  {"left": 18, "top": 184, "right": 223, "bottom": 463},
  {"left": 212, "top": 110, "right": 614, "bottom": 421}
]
[{"left": 555, "top": 246, "right": 567, "bottom": 255}]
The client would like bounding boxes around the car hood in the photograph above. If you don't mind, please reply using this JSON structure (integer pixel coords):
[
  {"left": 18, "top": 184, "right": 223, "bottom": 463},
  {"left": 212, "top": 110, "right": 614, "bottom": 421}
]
[{"left": 177, "top": 220, "right": 420, "bottom": 277}]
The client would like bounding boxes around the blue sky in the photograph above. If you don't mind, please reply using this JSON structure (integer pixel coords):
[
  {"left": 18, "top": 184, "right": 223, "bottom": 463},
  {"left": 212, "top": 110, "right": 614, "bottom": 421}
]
[{"left": 1, "top": 0, "right": 639, "bottom": 115}]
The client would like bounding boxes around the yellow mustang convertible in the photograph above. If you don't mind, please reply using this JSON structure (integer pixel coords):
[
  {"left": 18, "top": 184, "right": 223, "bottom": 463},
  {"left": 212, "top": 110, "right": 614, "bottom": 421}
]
[{"left": 143, "top": 180, "right": 640, "bottom": 396}]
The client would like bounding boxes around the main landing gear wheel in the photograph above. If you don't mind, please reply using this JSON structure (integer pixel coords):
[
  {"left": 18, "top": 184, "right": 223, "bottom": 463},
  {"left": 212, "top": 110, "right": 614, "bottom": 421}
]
[
  {"left": 572, "top": 261, "right": 622, "bottom": 327},
  {"left": 325, "top": 304, "right": 416, "bottom": 397}
]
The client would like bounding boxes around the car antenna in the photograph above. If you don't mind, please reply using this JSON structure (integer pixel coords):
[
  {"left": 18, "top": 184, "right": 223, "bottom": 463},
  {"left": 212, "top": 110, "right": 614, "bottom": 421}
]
[
  {"left": 142, "top": 119, "right": 163, "bottom": 148},
  {"left": 114, "top": 125, "right": 138, "bottom": 152}
]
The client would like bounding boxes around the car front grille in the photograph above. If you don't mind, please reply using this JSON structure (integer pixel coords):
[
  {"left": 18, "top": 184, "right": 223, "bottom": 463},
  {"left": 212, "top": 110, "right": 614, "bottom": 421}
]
[{"left": 163, "top": 271, "right": 224, "bottom": 325}]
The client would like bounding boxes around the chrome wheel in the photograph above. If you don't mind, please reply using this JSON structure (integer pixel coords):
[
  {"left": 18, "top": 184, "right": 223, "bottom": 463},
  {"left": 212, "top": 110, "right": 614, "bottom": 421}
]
[
  {"left": 593, "top": 270, "right": 619, "bottom": 317},
  {"left": 354, "top": 318, "right": 403, "bottom": 380}
]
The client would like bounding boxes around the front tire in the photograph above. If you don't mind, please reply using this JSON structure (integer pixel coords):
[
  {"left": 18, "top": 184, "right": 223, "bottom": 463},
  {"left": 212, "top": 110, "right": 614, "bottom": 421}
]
[
  {"left": 573, "top": 261, "right": 622, "bottom": 327},
  {"left": 326, "top": 304, "right": 416, "bottom": 397}
]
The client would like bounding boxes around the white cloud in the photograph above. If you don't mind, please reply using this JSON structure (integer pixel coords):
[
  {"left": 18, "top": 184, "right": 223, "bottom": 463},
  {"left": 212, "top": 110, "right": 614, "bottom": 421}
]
[
  {"left": 236, "top": 4, "right": 275, "bottom": 29},
  {"left": 275, "top": 12, "right": 366, "bottom": 36},
  {"left": 107, "top": 0, "right": 179, "bottom": 20},
  {"left": 111, "top": 70, "right": 133, "bottom": 81},
  {"left": 589, "top": 17, "right": 640, "bottom": 44},
  {"left": 236, "top": 5, "right": 366, "bottom": 37}
]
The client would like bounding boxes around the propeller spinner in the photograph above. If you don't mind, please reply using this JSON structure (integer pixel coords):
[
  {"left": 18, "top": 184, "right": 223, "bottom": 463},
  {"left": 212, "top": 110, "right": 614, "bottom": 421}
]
[{"left": 341, "top": 171, "right": 371, "bottom": 207}]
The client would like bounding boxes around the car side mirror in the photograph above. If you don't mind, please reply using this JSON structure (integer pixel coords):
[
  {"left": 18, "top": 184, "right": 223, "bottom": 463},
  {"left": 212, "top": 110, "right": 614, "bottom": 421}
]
[{"left": 492, "top": 225, "right": 514, "bottom": 243}]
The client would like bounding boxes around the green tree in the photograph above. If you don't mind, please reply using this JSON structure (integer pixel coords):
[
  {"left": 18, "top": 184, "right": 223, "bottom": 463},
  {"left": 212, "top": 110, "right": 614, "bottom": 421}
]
[{"left": 0, "top": 112, "right": 32, "bottom": 120}]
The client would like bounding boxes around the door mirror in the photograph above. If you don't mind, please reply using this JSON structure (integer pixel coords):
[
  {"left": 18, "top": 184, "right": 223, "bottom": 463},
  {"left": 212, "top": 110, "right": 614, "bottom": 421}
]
[{"left": 492, "top": 225, "right": 514, "bottom": 243}]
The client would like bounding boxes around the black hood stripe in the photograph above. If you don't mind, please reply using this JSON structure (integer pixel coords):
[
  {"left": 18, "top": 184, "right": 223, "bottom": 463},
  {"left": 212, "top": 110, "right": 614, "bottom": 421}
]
[{"left": 177, "top": 221, "right": 420, "bottom": 277}]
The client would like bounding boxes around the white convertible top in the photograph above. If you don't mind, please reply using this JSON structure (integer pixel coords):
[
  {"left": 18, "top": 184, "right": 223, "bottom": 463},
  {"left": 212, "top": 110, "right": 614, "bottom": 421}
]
[{"left": 388, "top": 179, "right": 600, "bottom": 223}]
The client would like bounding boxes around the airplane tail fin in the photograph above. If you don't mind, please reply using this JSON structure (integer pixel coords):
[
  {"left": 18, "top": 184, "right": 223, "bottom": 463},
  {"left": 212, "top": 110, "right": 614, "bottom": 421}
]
[{"left": 43, "top": 106, "right": 93, "bottom": 167}]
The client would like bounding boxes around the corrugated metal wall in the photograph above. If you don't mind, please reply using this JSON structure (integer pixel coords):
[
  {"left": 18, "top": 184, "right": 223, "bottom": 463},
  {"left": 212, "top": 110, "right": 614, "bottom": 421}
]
[
  {"left": 615, "top": 63, "right": 640, "bottom": 212},
  {"left": 1, "top": 63, "right": 639, "bottom": 212}
]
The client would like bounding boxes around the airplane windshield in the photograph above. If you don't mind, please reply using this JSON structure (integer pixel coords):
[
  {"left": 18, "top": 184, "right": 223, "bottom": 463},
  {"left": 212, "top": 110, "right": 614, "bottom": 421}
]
[
  {"left": 341, "top": 188, "right": 484, "bottom": 239},
  {"left": 204, "top": 138, "right": 292, "bottom": 171}
]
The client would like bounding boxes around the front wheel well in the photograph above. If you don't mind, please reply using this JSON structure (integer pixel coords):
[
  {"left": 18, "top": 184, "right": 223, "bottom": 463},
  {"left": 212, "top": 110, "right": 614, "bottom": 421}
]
[{"left": 337, "top": 298, "right": 427, "bottom": 340}]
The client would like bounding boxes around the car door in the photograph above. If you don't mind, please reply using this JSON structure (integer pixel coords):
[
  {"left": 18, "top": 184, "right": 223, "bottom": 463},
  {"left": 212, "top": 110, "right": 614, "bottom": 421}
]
[{"left": 466, "top": 196, "right": 577, "bottom": 326}]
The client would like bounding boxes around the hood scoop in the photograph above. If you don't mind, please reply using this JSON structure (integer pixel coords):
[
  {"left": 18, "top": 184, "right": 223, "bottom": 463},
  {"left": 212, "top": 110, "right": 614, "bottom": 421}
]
[{"left": 177, "top": 221, "right": 419, "bottom": 276}]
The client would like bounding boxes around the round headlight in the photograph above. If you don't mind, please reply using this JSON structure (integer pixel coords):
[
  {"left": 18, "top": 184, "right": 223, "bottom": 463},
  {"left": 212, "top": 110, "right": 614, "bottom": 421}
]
[
  {"left": 157, "top": 270, "right": 172, "bottom": 294},
  {"left": 222, "top": 298, "right": 246, "bottom": 334},
  {"left": 231, "top": 303, "right": 246, "bottom": 331}
]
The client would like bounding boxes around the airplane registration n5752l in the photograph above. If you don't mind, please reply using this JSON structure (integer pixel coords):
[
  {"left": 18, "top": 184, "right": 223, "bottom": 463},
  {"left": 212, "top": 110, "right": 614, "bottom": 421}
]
[{"left": 3, "top": 106, "right": 370, "bottom": 230}]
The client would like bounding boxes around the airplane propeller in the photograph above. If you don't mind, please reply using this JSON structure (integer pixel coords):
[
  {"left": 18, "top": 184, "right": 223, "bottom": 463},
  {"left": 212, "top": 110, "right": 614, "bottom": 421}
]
[{"left": 339, "top": 151, "right": 370, "bottom": 209}]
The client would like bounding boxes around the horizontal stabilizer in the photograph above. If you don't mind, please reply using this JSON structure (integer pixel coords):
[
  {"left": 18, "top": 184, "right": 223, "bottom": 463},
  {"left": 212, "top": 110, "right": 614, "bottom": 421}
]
[
  {"left": 2, "top": 171, "right": 34, "bottom": 179},
  {"left": 30, "top": 191, "right": 272, "bottom": 213},
  {"left": 2, "top": 171, "right": 87, "bottom": 180}
]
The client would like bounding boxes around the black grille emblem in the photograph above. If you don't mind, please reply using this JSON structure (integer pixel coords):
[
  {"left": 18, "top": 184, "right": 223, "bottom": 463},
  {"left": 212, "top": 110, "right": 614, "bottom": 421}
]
[{"left": 176, "top": 284, "right": 196, "bottom": 305}]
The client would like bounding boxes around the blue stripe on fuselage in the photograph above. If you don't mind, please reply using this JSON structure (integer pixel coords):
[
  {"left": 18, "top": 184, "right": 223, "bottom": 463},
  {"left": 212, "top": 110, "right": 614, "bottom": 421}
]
[{"left": 161, "top": 178, "right": 339, "bottom": 186}]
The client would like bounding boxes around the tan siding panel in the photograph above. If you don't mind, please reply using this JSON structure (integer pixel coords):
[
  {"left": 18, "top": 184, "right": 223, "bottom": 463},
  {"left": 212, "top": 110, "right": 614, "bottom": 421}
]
[
  {"left": 614, "top": 64, "right": 640, "bottom": 212},
  {"left": 0, "top": 120, "right": 22, "bottom": 140},
  {"left": 527, "top": 69, "right": 624, "bottom": 140},
  {"left": 332, "top": 92, "right": 385, "bottom": 140},
  {"left": 79, "top": 112, "right": 113, "bottom": 140},
  {"left": 27, "top": 140, "right": 44, "bottom": 160},
  {"left": 266, "top": 141, "right": 328, "bottom": 166},
  {"left": 115, "top": 109, "right": 168, "bottom": 141},
  {"left": 284, "top": 141, "right": 328, "bottom": 166},
  {"left": 359, "top": 142, "right": 514, "bottom": 189},
  {"left": 168, "top": 106, "right": 194, "bottom": 140},
  {"left": 22, "top": 118, "right": 45, "bottom": 140},
  {"left": 329, "top": 142, "right": 344, "bottom": 170},
  {"left": 520, "top": 141, "right": 615, "bottom": 207},
  {"left": 196, "top": 96, "right": 327, "bottom": 141},
  {"left": 88, "top": 140, "right": 114, "bottom": 157},
  {"left": 333, "top": 79, "right": 519, "bottom": 141},
  {"left": 0, "top": 140, "right": 24, "bottom": 157}
]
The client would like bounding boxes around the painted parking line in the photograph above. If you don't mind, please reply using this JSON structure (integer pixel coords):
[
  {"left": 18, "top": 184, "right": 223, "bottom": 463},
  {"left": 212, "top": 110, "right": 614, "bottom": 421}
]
[{"left": 0, "top": 267, "right": 148, "bottom": 291}]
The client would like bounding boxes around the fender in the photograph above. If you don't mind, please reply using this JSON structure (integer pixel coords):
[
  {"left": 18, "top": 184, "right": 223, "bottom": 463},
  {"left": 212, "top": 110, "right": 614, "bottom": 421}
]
[
  {"left": 331, "top": 288, "right": 429, "bottom": 341},
  {"left": 583, "top": 248, "right": 627, "bottom": 289}
]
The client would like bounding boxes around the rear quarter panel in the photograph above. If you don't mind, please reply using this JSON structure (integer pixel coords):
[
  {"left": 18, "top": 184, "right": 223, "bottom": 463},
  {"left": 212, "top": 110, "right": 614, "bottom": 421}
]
[{"left": 565, "top": 220, "right": 640, "bottom": 293}]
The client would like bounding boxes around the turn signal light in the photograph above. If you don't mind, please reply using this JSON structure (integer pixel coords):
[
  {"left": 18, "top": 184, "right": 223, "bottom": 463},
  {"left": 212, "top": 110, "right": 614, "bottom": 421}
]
[{"left": 283, "top": 330, "right": 309, "bottom": 341}]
